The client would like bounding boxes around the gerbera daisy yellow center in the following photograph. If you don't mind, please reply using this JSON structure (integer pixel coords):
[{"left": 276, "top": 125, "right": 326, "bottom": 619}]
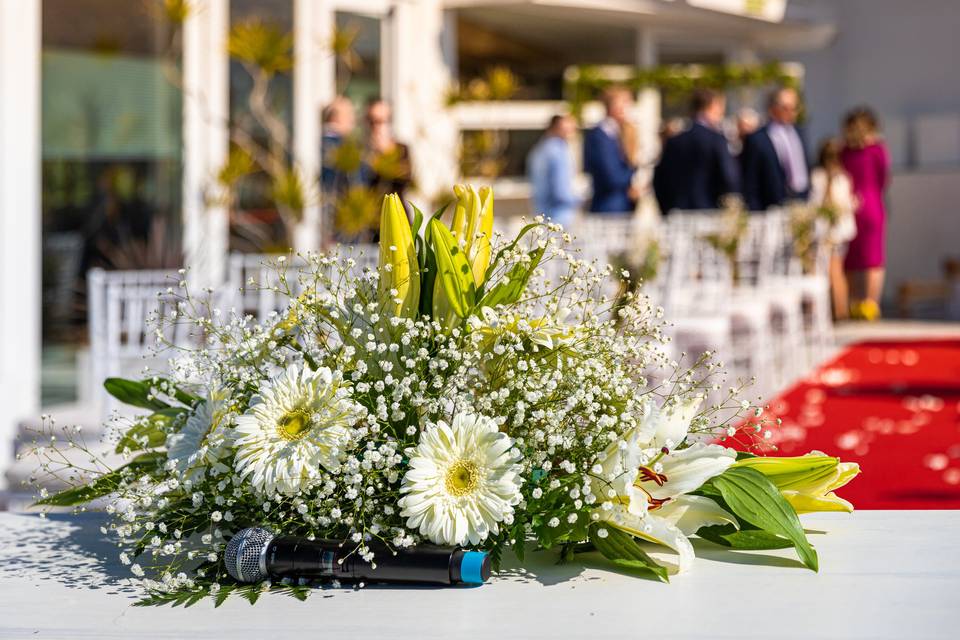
[
  {"left": 444, "top": 459, "right": 481, "bottom": 496},
  {"left": 276, "top": 408, "right": 313, "bottom": 441}
]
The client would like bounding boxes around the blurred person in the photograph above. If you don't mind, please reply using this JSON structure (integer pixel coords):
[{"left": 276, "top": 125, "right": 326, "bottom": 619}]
[
  {"left": 583, "top": 86, "right": 638, "bottom": 213},
  {"left": 734, "top": 107, "right": 760, "bottom": 154},
  {"left": 321, "top": 96, "right": 362, "bottom": 195},
  {"left": 658, "top": 117, "right": 686, "bottom": 151},
  {"left": 741, "top": 86, "right": 809, "bottom": 211},
  {"left": 841, "top": 107, "right": 890, "bottom": 321},
  {"left": 527, "top": 114, "right": 580, "bottom": 228},
  {"left": 652, "top": 88, "right": 739, "bottom": 215},
  {"left": 364, "top": 97, "right": 412, "bottom": 202},
  {"left": 810, "top": 138, "right": 858, "bottom": 320}
]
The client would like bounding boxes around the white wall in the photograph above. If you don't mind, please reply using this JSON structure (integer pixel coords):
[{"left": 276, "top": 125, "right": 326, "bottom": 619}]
[
  {"left": 786, "top": 0, "right": 960, "bottom": 165},
  {"left": 886, "top": 169, "right": 960, "bottom": 294},
  {"left": 782, "top": 0, "right": 960, "bottom": 304}
]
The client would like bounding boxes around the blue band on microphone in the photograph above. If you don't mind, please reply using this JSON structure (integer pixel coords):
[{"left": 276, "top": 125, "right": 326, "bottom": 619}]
[{"left": 459, "top": 551, "right": 487, "bottom": 584}]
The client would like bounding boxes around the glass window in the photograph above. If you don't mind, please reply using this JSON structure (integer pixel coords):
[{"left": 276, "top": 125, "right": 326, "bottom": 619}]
[
  {"left": 335, "top": 12, "right": 382, "bottom": 111},
  {"left": 228, "top": 0, "right": 294, "bottom": 252},
  {"left": 41, "top": 0, "right": 183, "bottom": 403},
  {"left": 460, "top": 129, "right": 543, "bottom": 179}
]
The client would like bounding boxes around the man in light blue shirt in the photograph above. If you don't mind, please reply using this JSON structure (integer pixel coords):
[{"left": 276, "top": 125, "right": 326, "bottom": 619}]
[{"left": 527, "top": 114, "right": 580, "bottom": 228}]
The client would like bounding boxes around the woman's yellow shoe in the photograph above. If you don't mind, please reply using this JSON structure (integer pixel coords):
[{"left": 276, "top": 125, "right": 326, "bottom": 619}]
[{"left": 850, "top": 299, "right": 881, "bottom": 321}]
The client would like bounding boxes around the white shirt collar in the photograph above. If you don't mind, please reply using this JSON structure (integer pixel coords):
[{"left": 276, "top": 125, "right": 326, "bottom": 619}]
[{"left": 599, "top": 117, "right": 620, "bottom": 139}]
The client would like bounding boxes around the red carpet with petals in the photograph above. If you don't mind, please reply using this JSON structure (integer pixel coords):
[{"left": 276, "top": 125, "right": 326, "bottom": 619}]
[{"left": 737, "top": 339, "right": 960, "bottom": 509}]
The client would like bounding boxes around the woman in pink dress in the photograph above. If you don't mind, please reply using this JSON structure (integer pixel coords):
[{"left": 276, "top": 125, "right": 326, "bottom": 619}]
[{"left": 841, "top": 107, "right": 890, "bottom": 321}]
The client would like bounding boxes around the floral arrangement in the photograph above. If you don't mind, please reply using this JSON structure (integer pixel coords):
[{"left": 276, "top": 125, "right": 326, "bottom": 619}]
[
  {"left": 610, "top": 233, "right": 661, "bottom": 321},
  {"left": 32, "top": 186, "right": 858, "bottom": 604},
  {"left": 702, "top": 196, "right": 749, "bottom": 284},
  {"left": 788, "top": 201, "right": 839, "bottom": 275}
]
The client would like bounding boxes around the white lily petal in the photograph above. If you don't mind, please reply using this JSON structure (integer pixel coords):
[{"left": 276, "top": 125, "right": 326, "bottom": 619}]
[
  {"left": 657, "top": 495, "right": 738, "bottom": 536},
  {"left": 642, "top": 396, "right": 702, "bottom": 449},
  {"left": 593, "top": 426, "right": 648, "bottom": 515},
  {"left": 646, "top": 443, "right": 736, "bottom": 500}
]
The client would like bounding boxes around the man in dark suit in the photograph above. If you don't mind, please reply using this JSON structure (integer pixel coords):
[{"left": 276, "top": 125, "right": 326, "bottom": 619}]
[
  {"left": 740, "top": 86, "right": 809, "bottom": 211},
  {"left": 653, "top": 88, "right": 739, "bottom": 215},
  {"left": 583, "top": 86, "right": 637, "bottom": 213}
]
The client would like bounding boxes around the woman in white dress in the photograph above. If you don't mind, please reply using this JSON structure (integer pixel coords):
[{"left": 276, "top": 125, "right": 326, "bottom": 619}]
[{"left": 809, "top": 139, "right": 857, "bottom": 320}]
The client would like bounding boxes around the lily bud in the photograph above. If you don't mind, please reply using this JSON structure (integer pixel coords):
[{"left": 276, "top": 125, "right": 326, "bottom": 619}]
[
  {"left": 377, "top": 193, "right": 420, "bottom": 318},
  {"left": 734, "top": 452, "right": 860, "bottom": 514},
  {"left": 450, "top": 184, "right": 494, "bottom": 287}
]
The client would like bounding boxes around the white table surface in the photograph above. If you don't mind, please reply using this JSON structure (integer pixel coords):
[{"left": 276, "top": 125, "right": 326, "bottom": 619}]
[{"left": 0, "top": 510, "right": 957, "bottom": 639}]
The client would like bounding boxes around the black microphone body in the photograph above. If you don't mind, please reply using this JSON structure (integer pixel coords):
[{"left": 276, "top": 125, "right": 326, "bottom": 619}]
[
  {"left": 267, "top": 535, "right": 473, "bottom": 584},
  {"left": 225, "top": 527, "right": 491, "bottom": 586}
]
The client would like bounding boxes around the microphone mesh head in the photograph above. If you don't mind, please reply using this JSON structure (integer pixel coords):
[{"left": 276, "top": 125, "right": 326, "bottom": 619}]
[{"left": 224, "top": 527, "right": 273, "bottom": 583}]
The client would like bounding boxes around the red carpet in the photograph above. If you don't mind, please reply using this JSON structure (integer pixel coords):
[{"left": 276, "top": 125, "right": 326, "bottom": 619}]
[{"left": 733, "top": 339, "right": 960, "bottom": 509}]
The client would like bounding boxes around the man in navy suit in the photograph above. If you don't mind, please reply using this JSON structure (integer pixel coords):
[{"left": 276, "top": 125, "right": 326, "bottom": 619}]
[
  {"left": 583, "top": 87, "right": 637, "bottom": 213},
  {"left": 653, "top": 88, "right": 739, "bottom": 215},
  {"left": 740, "top": 86, "right": 809, "bottom": 211}
]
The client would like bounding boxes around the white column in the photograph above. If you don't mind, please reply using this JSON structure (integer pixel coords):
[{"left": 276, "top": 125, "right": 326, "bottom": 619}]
[
  {"left": 393, "top": 0, "right": 458, "bottom": 201},
  {"left": 635, "top": 26, "right": 661, "bottom": 175},
  {"left": 182, "top": 0, "right": 229, "bottom": 288},
  {"left": 0, "top": 0, "right": 41, "bottom": 480},
  {"left": 293, "top": 0, "right": 334, "bottom": 251}
]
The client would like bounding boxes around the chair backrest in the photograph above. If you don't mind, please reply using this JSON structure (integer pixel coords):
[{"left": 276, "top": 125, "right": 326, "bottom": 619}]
[
  {"left": 227, "top": 253, "right": 309, "bottom": 322},
  {"left": 87, "top": 268, "right": 184, "bottom": 416}
]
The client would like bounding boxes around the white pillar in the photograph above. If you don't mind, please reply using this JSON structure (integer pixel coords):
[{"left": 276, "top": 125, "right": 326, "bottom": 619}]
[
  {"left": 635, "top": 26, "right": 661, "bottom": 177},
  {"left": 394, "top": 0, "right": 458, "bottom": 201},
  {"left": 182, "top": 0, "right": 229, "bottom": 288},
  {"left": 293, "top": 0, "right": 333, "bottom": 251},
  {"left": 0, "top": 0, "right": 41, "bottom": 480}
]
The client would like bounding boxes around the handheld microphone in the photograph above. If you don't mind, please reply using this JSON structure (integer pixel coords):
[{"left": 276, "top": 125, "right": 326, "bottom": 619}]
[{"left": 224, "top": 527, "right": 491, "bottom": 586}]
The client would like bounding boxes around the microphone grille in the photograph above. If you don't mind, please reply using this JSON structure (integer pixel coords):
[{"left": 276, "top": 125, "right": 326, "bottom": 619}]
[{"left": 224, "top": 527, "right": 274, "bottom": 583}]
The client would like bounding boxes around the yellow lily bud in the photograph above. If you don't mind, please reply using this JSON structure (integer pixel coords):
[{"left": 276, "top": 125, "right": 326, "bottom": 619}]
[
  {"left": 733, "top": 452, "right": 860, "bottom": 514},
  {"left": 378, "top": 193, "right": 420, "bottom": 318},
  {"left": 450, "top": 184, "right": 494, "bottom": 287}
]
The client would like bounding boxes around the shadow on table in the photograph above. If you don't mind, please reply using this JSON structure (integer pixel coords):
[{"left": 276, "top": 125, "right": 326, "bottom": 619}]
[
  {"left": 0, "top": 511, "right": 140, "bottom": 597},
  {"left": 691, "top": 539, "right": 807, "bottom": 570}
]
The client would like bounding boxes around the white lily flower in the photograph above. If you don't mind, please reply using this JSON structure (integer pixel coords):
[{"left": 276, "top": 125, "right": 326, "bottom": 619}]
[{"left": 595, "top": 396, "right": 737, "bottom": 573}]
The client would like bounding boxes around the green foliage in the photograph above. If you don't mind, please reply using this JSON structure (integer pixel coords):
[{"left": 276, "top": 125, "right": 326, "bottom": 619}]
[
  {"left": 480, "top": 245, "right": 545, "bottom": 308},
  {"left": 33, "top": 452, "right": 166, "bottom": 507},
  {"left": 104, "top": 377, "right": 198, "bottom": 410},
  {"left": 565, "top": 61, "right": 800, "bottom": 119},
  {"left": 217, "top": 145, "right": 256, "bottom": 188},
  {"left": 416, "top": 203, "right": 449, "bottom": 318},
  {"left": 697, "top": 522, "right": 794, "bottom": 550},
  {"left": 703, "top": 466, "right": 819, "bottom": 571},
  {"left": 227, "top": 18, "right": 293, "bottom": 74},
  {"left": 104, "top": 378, "right": 170, "bottom": 411},
  {"left": 114, "top": 410, "right": 182, "bottom": 454},
  {"left": 134, "top": 581, "right": 314, "bottom": 607},
  {"left": 590, "top": 525, "right": 669, "bottom": 583},
  {"left": 429, "top": 219, "right": 476, "bottom": 318},
  {"left": 271, "top": 168, "right": 306, "bottom": 220}
]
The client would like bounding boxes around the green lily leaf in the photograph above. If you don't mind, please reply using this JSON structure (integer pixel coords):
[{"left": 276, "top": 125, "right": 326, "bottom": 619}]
[
  {"left": 708, "top": 466, "right": 819, "bottom": 571},
  {"left": 480, "top": 245, "right": 545, "bottom": 308},
  {"left": 114, "top": 409, "right": 185, "bottom": 453},
  {"left": 590, "top": 524, "right": 669, "bottom": 583},
  {"left": 697, "top": 523, "right": 794, "bottom": 550},
  {"left": 429, "top": 218, "right": 475, "bottom": 318}
]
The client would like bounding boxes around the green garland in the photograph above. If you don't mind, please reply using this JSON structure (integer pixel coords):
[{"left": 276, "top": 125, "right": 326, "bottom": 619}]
[{"left": 565, "top": 62, "right": 800, "bottom": 117}]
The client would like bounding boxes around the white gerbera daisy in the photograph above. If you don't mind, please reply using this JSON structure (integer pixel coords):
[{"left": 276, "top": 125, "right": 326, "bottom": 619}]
[
  {"left": 398, "top": 412, "right": 522, "bottom": 546},
  {"left": 234, "top": 364, "right": 362, "bottom": 496},
  {"left": 166, "top": 388, "right": 233, "bottom": 481}
]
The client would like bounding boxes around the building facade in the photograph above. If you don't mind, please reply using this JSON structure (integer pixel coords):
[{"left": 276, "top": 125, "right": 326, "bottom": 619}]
[{"left": 2, "top": 0, "right": 959, "bottom": 484}]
